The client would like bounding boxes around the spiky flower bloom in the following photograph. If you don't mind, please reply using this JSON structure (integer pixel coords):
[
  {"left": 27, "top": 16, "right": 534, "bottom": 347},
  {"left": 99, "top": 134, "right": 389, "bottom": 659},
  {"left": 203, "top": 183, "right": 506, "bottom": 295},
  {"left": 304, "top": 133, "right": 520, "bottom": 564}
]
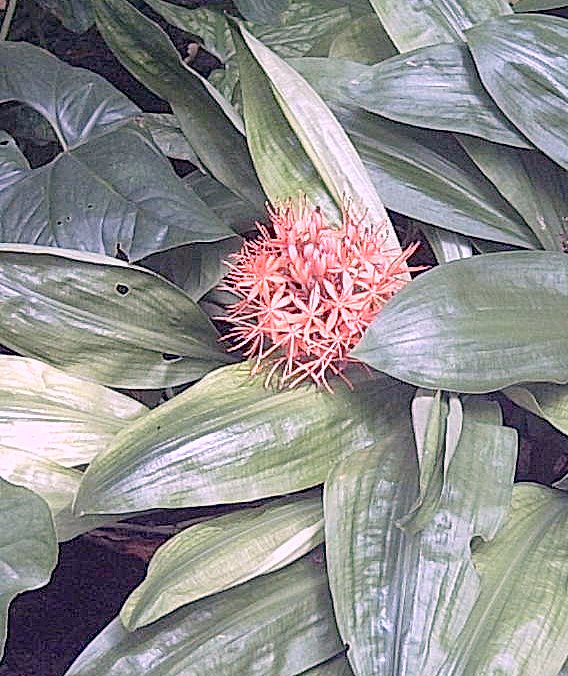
[{"left": 220, "top": 198, "right": 422, "bottom": 391}]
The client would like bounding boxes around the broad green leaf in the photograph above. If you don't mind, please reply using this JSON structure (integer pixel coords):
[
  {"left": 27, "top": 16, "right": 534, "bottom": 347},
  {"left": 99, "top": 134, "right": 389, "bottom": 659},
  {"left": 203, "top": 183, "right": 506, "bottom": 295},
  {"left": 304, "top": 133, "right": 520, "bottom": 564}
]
[
  {"left": 329, "top": 15, "right": 397, "bottom": 64},
  {"left": 93, "top": 0, "right": 265, "bottom": 208},
  {"left": 466, "top": 15, "right": 568, "bottom": 171},
  {"left": 440, "top": 484, "right": 568, "bottom": 675},
  {"left": 186, "top": 171, "right": 265, "bottom": 234},
  {"left": 136, "top": 113, "right": 203, "bottom": 166},
  {"left": 0, "top": 245, "right": 233, "bottom": 389},
  {"left": 235, "top": 25, "right": 404, "bottom": 257},
  {"left": 458, "top": 135, "right": 568, "bottom": 251},
  {"left": 0, "top": 478, "right": 58, "bottom": 659},
  {"left": 368, "top": 0, "right": 511, "bottom": 52},
  {"left": 0, "top": 356, "right": 146, "bottom": 466},
  {"left": 504, "top": 383, "right": 568, "bottom": 437},
  {"left": 34, "top": 0, "right": 94, "bottom": 32},
  {"left": 512, "top": 0, "right": 568, "bottom": 11},
  {"left": 0, "top": 444, "right": 111, "bottom": 542},
  {"left": 121, "top": 492, "right": 324, "bottom": 629},
  {"left": 294, "top": 45, "right": 530, "bottom": 148},
  {"left": 231, "top": 22, "right": 338, "bottom": 218},
  {"left": 353, "top": 251, "right": 568, "bottom": 392},
  {"left": 0, "top": 44, "right": 232, "bottom": 261},
  {"left": 141, "top": 236, "right": 241, "bottom": 301},
  {"left": 234, "top": 0, "right": 290, "bottom": 23},
  {"left": 324, "top": 397, "right": 517, "bottom": 675},
  {"left": 330, "top": 104, "right": 538, "bottom": 248},
  {"left": 65, "top": 554, "right": 343, "bottom": 675},
  {"left": 302, "top": 654, "right": 354, "bottom": 675},
  {"left": 74, "top": 363, "right": 413, "bottom": 515}
]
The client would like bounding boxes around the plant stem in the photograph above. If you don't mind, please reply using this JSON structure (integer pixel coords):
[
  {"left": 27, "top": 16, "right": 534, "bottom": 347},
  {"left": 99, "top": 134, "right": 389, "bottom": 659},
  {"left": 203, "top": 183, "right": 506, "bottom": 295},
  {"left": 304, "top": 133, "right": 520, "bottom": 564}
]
[{"left": 0, "top": 0, "right": 18, "bottom": 41}]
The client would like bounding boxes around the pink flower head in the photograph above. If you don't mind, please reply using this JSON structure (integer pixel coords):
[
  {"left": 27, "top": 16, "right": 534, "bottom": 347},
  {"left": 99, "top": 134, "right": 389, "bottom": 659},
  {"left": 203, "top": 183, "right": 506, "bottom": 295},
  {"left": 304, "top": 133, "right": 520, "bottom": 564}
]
[{"left": 219, "top": 197, "right": 422, "bottom": 391}]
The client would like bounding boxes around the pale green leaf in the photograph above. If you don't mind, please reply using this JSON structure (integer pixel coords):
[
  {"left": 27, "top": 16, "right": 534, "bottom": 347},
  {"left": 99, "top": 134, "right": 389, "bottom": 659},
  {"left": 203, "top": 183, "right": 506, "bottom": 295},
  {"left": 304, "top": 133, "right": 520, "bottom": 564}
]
[
  {"left": 0, "top": 478, "right": 58, "bottom": 659},
  {"left": 0, "top": 356, "right": 146, "bottom": 466},
  {"left": 136, "top": 113, "right": 203, "bottom": 166},
  {"left": 236, "top": 25, "right": 404, "bottom": 257},
  {"left": 368, "top": 0, "right": 511, "bottom": 52},
  {"left": 65, "top": 554, "right": 343, "bottom": 675},
  {"left": 512, "top": 0, "right": 568, "bottom": 11},
  {"left": 353, "top": 252, "right": 568, "bottom": 392},
  {"left": 121, "top": 492, "right": 324, "bottom": 630},
  {"left": 504, "top": 383, "right": 568, "bottom": 438},
  {"left": 301, "top": 654, "right": 354, "bottom": 675},
  {"left": 74, "top": 363, "right": 413, "bottom": 515},
  {"left": 419, "top": 223, "right": 473, "bottom": 263},
  {"left": 34, "top": 0, "right": 94, "bottom": 32},
  {"left": 466, "top": 15, "right": 568, "bottom": 171},
  {"left": 329, "top": 15, "right": 397, "bottom": 64},
  {"left": 0, "top": 245, "right": 233, "bottom": 389},
  {"left": 324, "top": 396, "right": 517, "bottom": 675}
]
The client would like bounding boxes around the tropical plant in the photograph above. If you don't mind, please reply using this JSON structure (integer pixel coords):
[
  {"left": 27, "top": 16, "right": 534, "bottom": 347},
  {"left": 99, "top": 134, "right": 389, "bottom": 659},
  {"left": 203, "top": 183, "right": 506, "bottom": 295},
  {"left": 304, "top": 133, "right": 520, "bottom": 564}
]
[{"left": 1, "top": 0, "right": 568, "bottom": 674}]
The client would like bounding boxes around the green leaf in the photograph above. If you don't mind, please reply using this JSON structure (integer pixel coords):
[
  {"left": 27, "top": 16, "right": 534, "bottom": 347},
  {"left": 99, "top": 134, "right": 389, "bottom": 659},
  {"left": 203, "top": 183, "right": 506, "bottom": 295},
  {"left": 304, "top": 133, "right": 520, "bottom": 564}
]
[
  {"left": 0, "top": 444, "right": 113, "bottom": 542},
  {"left": 34, "top": 0, "right": 94, "bottom": 32},
  {"left": 74, "top": 363, "right": 413, "bottom": 515},
  {"left": 65, "top": 554, "right": 343, "bottom": 675},
  {"left": 329, "top": 104, "right": 538, "bottom": 248},
  {"left": 466, "top": 15, "right": 568, "bottom": 172},
  {"left": 0, "top": 44, "right": 232, "bottom": 261},
  {"left": 0, "top": 245, "right": 233, "bottom": 389},
  {"left": 512, "top": 0, "right": 568, "bottom": 10},
  {"left": 457, "top": 135, "right": 568, "bottom": 251},
  {"left": 324, "top": 396, "right": 517, "bottom": 675},
  {"left": 0, "top": 356, "right": 146, "bottom": 466},
  {"left": 0, "top": 478, "right": 58, "bottom": 659},
  {"left": 328, "top": 15, "right": 397, "bottom": 64},
  {"left": 302, "top": 654, "right": 354, "bottom": 675},
  {"left": 368, "top": 0, "right": 511, "bottom": 52},
  {"left": 233, "top": 23, "right": 406, "bottom": 258},
  {"left": 121, "top": 492, "right": 324, "bottom": 630},
  {"left": 504, "top": 383, "right": 568, "bottom": 437},
  {"left": 353, "top": 251, "right": 568, "bottom": 392},
  {"left": 233, "top": 0, "right": 290, "bottom": 23},
  {"left": 93, "top": 0, "right": 265, "bottom": 208},
  {"left": 141, "top": 236, "right": 241, "bottom": 301},
  {"left": 136, "top": 113, "right": 203, "bottom": 166},
  {"left": 295, "top": 45, "right": 530, "bottom": 148},
  {"left": 419, "top": 223, "right": 473, "bottom": 263}
]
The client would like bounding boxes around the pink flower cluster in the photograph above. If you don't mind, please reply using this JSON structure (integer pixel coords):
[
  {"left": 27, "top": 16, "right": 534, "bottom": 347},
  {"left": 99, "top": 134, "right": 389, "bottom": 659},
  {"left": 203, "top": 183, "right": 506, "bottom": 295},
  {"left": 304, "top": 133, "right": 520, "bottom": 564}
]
[{"left": 220, "top": 198, "right": 421, "bottom": 390}]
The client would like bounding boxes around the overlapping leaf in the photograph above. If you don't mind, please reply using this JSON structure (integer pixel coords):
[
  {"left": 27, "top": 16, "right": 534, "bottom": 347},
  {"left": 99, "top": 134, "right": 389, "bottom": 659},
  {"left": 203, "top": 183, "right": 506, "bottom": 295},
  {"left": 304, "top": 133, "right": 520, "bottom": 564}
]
[
  {"left": 0, "top": 43, "right": 231, "bottom": 260},
  {"left": 93, "top": 0, "right": 265, "bottom": 208},
  {"left": 325, "top": 397, "right": 517, "bottom": 675},
  {"left": 121, "top": 492, "right": 324, "bottom": 630},
  {"left": 0, "top": 478, "right": 58, "bottom": 659},
  {"left": 0, "top": 245, "right": 233, "bottom": 389},
  {"left": 353, "top": 251, "right": 568, "bottom": 392},
  {"left": 74, "top": 363, "right": 413, "bottom": 515},
  {"left": 65, "top": 554, "right": 343, "bottom": 675},
  {"left": 368, "top": 0, "right": 511, "bottom": 52},
  {"left": 512, "top": 0, "right": 568, "bottom": 8},
  {"left": 466, "top": 14, "right": 568, "bottom": 172},
  {"left": 0, "top": 356, "right": 146, "bottom": 466},
  {"left": 504, "top": 383, "right": 568, "bottom": 437},
  {"left": 293, "top": 44, "right": 530, "bottom": 147}
]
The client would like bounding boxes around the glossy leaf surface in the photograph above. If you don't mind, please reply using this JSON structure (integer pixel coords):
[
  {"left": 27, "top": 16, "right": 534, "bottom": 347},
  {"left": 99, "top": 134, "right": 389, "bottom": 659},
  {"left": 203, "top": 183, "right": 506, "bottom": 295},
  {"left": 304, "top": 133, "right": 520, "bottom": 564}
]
[
  {"left": 353, "top": 252, "right": 568, "bottom": 392},
  {"left": 74, "top": 364, "right": 413, "bottom": 515},
  {"left": 0, "top": 246, "right": 232, "bottom": 389},
  {"left": 368, "top": 0, "right": 511, "bottom": 52},
  {"left": 0, "top": 356, "right": 146, "bottom": 466},
  {"left": 233, "top": 24, "right": 404, "bottom": 258},
  {"left": 294, "top": 45, "right": 530, "bottom": 147},
  {"left": 121, "top": 493, "right": 324, "bottom": 629},
  {"left": 325, "top": 397, "right": 517, "bottom": 675},
  {"left": 467, "top": 15, "right": 568, "bottom": 171},
  {"left": 330, "top": 104, "right": 537, "bottom": 248},
  {"left": 66, "top": 554, "right": 343, "bottom": 675},
  {"left": 94, "top": 0, "right": 265, "bottom": 207},
  {"left": 0, "top": 478, "right": 58, "bottom": 659},
  {"left": 0, "top": 43, "right": 230, "bottom": 261}
]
